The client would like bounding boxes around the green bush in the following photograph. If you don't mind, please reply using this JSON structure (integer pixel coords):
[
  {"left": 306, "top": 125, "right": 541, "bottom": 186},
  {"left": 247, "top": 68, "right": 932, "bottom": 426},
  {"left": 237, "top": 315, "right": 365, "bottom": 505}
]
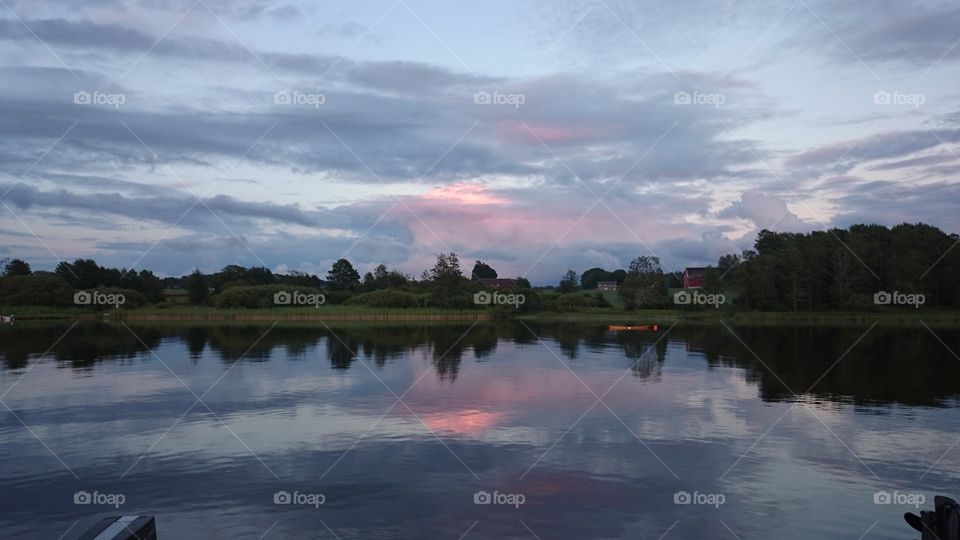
[
  {"left": 538, "top": 291, "right": 559, "bottom": 312},
  {"left": 0, "top": 275, "right": 74, "bottom": 307},
  {"left": 414, "top": 293, "right": 432, "bottom": 308},
  {"left": 322, "top": 290, "right": 353, "bottom": 305},
  {"left": 426, "top": 290, "right": 474, "bottom": 309},
  {"left": 556, "top": 293, "right": 590, "bottom": 312},
  {"left": 514, "top": 288, "right": 540, "bottom": 312},
  {"left": 212, "top": 285, "right": 326, "bottom": 309},
  {"left": 75, "top": 287, "right": 148, "bottom": 310},
  {"left": 347, "top": 289, "right": 419, "bottom": 308}
]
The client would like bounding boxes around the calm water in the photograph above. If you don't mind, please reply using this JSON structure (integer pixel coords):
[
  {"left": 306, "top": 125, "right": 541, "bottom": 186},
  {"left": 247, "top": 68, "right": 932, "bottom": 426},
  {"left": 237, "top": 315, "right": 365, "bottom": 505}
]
[{"left": 1, "top": 321, "right": 959, "bottom": 539}]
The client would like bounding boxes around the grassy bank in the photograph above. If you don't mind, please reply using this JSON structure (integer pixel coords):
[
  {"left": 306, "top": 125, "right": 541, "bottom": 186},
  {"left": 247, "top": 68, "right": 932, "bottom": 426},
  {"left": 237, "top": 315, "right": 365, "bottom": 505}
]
[
  {"left": 5, "top": 305, "right": 960, "bottom": 325},
  {"left": 518, "top": 308, "right": 960, "bottom": 325},
  {"left": 4, "top": 305, "right": 490, "bottom": 322}
]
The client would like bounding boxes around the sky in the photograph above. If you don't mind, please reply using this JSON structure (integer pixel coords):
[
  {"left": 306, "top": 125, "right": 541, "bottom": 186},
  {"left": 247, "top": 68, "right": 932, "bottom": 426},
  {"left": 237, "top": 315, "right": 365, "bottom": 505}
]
[{"left": 0, "top": 0, "right": 958, "bottom": 284}]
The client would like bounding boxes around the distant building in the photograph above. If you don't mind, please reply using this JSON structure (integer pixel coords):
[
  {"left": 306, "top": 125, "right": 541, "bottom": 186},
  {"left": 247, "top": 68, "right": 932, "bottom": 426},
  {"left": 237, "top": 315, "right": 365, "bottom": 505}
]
[
  {"left": 597, "top": 281, "right": 618, "bottom": 291},
  {"left": 682, "top": 267, "right": 707, "bottom": 289},
  {"left": 478, "top": 278, "right": 517, "bottom": 289}
]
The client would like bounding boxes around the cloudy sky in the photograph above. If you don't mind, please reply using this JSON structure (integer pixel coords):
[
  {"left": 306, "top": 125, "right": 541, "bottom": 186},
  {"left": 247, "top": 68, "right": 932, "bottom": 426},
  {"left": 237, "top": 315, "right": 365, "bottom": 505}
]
[{"left": 0, "top": 0, "right": 958, "bottom": 283}]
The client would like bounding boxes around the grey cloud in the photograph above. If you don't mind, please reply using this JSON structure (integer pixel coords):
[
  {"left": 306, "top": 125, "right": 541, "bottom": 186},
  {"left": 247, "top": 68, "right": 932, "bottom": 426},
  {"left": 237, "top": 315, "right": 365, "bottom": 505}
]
[
  {"left": 833, "top": 180, "right": 960, "bottom": 231},
  {"left": 869, "top": 152, "right": 959, "bottom": 171},
  {"left": 653, "top": 232, "right": 742, "bottom": 268},
  {"left": 0, "top": 64, "right": 763, "bottom": 189},
  {"left": 546, "top": 0, "right": 960, "bottom": 72},
  {"left": 316, "top": 21, "right": 369, "bottom": 39},
  {"left": 818, "top": 4, "right": 960, "bottom": 64},
  {"left": 0, "top": 18, "right": 491, "bottom": 93},
  {"left": 0, "top": 182, "right": 317, "bottom": 227},
  {"left": 785, "top": 127, "right": 960, "bottom": 171}
]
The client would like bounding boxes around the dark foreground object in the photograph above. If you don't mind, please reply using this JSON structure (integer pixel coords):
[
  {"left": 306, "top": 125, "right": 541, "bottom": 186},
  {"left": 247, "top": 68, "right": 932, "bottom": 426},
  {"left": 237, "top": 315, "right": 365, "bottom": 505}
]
[
  {"left": 906, "top": 496, "right": 959, "bottom": 539},
  {"left": 76, "top": 516, "right": 157, "bottom": 540}
]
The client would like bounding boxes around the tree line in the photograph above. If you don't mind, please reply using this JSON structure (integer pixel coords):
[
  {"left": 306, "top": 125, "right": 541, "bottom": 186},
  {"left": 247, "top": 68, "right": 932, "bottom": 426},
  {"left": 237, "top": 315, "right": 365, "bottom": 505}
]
[
  {"left": 2, "top": 222, "right": 958, "bottom": 311},
  {"left": 605, "top": 223, "right": 960, "bottom": 310}
]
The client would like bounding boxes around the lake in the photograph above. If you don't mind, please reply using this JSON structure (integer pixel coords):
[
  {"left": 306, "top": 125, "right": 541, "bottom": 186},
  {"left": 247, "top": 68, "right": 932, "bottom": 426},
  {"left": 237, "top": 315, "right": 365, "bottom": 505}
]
[{"left": 1, "top": 321, "right": 958, "bottom": 539}]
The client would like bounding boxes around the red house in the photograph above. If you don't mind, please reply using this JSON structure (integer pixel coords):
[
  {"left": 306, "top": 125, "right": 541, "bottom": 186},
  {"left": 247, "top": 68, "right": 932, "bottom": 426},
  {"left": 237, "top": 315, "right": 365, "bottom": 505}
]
[
  {"left": 682, "top": 267, "right": 706, "bottom": 289},
  {"left": 478, "top": 278, "right": 517, "bottom": 289}
]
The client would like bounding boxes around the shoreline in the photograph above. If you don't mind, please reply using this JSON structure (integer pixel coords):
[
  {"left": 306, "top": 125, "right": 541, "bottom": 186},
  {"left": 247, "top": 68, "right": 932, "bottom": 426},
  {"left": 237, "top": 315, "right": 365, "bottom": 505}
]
[{"left": 5, "top": 306, "right": 960, "bottom": 325}]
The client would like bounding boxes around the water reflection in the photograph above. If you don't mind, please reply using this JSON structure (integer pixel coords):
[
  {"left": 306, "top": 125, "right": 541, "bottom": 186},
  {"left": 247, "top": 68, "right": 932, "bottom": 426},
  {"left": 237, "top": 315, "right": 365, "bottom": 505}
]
[
  {"left": 0, "top": 321, "right": 958, "bottom": 539},
  {"left": 2, "top": 321, "right": 958, "bottom": 406}
]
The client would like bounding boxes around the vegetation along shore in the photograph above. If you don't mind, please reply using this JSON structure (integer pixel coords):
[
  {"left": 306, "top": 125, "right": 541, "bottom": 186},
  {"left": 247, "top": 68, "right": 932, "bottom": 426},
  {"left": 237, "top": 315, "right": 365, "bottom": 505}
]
[{"left": 1, "top": 223, "right": 958, "bottom": 324}]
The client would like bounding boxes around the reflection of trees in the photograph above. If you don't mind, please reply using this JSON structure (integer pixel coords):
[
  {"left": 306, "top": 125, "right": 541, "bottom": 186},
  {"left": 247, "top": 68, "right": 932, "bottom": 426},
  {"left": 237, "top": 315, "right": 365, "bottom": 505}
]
[
  {"left": 325, "top": 334, "right": 360, "bottom": 370},
  {"left": 0, "top": 323, "right": 159, "bottom": 369},
  {"left": 184, "top": 327, "right": 207, "bottom": 361},
  {"left": 675, "top": 324, "right": 960, "bottom": 406},
  {"left": 3, "top": 322, "right": 959, "bottom": 406},
  {"left": 616, "top": 331, "right": 668, "bottom": 380},
  {"left": 428, "top": 325, "right": 479, "bottom": 381},
  {"left": 204, "top": 326, "right": 312, "bottom": 363}
]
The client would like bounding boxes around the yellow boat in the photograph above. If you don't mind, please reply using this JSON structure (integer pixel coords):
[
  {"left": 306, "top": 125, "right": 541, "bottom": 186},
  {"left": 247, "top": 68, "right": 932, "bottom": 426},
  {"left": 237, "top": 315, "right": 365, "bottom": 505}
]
[{"left": 607, "top": 324, "right": 659, "bottom": 332}]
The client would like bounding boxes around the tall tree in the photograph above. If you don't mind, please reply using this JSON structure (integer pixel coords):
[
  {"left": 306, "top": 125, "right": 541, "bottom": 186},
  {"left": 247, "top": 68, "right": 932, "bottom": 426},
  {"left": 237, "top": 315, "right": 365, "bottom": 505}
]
[
  {"left": 558, "top": 269, "right": 579, "bottom": 293},
  {"left": 580, "top": 267, "right": 615, "bottom": 289},
  {"left": 619, "top": 256, "right": 668, "bottom": 309},
  {"left": 246, "top": 266, "right": 277, "bottom": 285},
  {"left": 429, "top": 252, "right": 463, "bottom": 281},
  {"left": 717, "top": 254, "right": 740, "bottom": 279},
  {"left": 471, "top": 260, "right": 497, "bottom": 280},
  {"left": 3, "top": 258, "right": 31, "bottom": 277},
  {"left": 427, "top": 252, "right": 468, "bottom": 307},
  {"left": 327, "top": 259, "right": 361, "bottom": 291},
  {"left": 186, "top": 268, "right": 209, "bottom": 304},
  {"left": 56, "top": 258, "right": 106, "bottom": 289}
]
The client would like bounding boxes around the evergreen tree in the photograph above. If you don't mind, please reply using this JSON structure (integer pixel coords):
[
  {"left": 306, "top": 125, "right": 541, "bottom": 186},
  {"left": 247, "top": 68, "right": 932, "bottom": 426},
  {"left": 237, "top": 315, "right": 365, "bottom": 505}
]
[{"left": 187, "top": 269, "right": 209, "bottom": 304}]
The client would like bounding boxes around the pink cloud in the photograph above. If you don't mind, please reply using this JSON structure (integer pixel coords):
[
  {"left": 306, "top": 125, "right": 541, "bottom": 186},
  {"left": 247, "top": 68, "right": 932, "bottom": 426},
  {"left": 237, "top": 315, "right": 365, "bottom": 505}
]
[
  {"left": 421, "top": 182, "right": 512, "bottom": 205},
  {"left": 498, "top": 121, "right": 619, "bottom": 144}
]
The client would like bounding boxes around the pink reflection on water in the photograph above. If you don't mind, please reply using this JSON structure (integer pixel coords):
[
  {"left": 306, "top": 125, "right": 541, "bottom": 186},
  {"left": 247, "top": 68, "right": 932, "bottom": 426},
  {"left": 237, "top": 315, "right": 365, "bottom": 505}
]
[{"left": 421, "top": 409, "right": 502, "bottom": 437}]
